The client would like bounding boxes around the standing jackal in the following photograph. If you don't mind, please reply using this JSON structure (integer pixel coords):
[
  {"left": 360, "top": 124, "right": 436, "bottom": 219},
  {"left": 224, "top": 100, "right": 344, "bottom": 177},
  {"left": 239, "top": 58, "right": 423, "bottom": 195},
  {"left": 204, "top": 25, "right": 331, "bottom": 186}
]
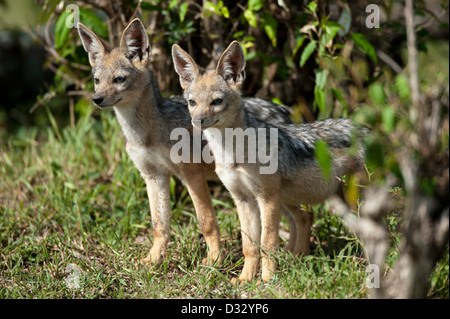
[
  {"left": 172, "top": 41, "right": 367, "bottom": 282},
  {"left": 77, "top": 19, "right": 292, "bottom": 267}
]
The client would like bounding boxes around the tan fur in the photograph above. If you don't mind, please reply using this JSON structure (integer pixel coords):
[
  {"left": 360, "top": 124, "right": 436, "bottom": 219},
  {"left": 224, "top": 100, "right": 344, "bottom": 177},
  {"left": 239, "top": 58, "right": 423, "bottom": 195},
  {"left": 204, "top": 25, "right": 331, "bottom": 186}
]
[
  {"left": 78, "top": 19, "right": 224, "bottom": 267},
  {"left": 79, "top": 19, "right": 296, "bottom": 271},
  {"left": 172, "top": 41, "right": 366, "bottom": 282}
]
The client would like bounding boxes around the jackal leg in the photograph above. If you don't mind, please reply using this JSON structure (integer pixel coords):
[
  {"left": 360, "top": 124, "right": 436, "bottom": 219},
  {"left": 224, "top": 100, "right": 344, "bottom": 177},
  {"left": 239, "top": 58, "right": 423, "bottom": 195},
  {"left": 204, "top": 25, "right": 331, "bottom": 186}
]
[
  {"left": 141, "top": 174, "right": 171, "bottom": 266},
  {"left": 284, "top": 204, "right": 312, "bottom": 256},
  {"left": 281, "top": 204, "right": 296, "bottom": 252},
  {"left": 258, "top": 194, "right": 281, "bottom": 282},
  {"left": 182, "top": 166, "right": 223, "bottom": 266},
  {"left": 232, "top": 194, "right": 261, "bottom": 283}
]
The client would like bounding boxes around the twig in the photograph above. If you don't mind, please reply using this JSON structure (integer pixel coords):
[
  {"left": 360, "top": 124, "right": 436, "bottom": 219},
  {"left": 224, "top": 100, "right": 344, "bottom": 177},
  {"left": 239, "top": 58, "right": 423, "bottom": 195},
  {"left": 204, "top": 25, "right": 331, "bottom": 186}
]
[
  {"left": 30, "top": 92, "right": 56, "bottom": 114},
  {"left": 46, "top": 63, "right": 83, "bottom": 87},
  {"left": 376, "top": 50, "right": 403, "bottom": 74},
  {"left": 25, "top": 27, "right": 91, "bottom": 71},
  {"left": 69, "top": 97, "right": 75, "bottom": 129},
  {"left": 405, "top": 0, "right": 421, "bottom": 118},
  {"left": 67, "top": 90, "right": 91, "bottom": 97},
  {"left": 130, "top": 0, "right": 143, "bottom": 21}
]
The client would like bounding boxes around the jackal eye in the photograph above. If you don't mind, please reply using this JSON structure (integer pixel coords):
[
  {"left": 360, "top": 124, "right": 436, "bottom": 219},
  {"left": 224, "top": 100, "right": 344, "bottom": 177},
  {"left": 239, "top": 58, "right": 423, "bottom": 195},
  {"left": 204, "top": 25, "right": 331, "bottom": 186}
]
[
  {"left": 188, "top": 99, "right": 196, "bottom": 107},
  {"left": 211, "top": 99, "right": 223, "bottom": 106},
  {"left": 94, "top": 78, "right": 100, "bottom": 85},
  {"left": 114, "top": 76, "right": 125, "bottom": 84}
]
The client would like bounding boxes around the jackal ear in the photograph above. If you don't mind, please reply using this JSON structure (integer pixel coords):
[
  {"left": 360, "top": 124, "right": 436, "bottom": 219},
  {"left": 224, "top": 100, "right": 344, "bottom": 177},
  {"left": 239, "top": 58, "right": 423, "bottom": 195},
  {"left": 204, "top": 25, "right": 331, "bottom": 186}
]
[
  {"left": 77, "top": 22, "right": 106, "bottom": 67},
  {"left": 216, "top": 41, "right": 246, "bottom": 85},
  {"left": 172, "top": 44, "right": 200, "bottom": 90},
  {"left": 120, "top": 18, "right": 151, "bottom": 64}
]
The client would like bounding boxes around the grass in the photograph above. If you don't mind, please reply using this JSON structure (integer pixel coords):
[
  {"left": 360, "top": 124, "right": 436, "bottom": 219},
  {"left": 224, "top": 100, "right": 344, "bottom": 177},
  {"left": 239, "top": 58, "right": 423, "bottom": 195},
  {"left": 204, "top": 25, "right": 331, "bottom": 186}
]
[{"left": 0, "top": 109, "right": 448, "bottom": 299}]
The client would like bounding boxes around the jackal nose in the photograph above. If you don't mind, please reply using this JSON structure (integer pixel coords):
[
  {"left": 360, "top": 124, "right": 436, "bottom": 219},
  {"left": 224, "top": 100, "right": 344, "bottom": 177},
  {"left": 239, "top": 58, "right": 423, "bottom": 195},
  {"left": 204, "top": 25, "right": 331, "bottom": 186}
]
[{"left": 93, "top": 96, "right": 104, "bottom": 105}]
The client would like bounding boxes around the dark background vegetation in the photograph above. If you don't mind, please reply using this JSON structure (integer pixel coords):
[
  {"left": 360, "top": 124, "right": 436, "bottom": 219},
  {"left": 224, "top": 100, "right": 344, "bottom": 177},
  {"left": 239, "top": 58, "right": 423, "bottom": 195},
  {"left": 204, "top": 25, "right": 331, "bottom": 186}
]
[{"left": 1, "top": 0, "right": 447, "bottom": 135}]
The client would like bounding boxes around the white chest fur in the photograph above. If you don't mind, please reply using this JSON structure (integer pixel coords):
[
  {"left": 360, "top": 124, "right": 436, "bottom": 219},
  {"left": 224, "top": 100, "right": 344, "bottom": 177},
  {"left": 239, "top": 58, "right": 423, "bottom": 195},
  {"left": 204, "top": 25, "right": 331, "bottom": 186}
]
[
  {"left": 204, "top": 127, "right": 258, "bottom": 196},
  {"left": 125, "top": 142, "right": 177, "bottom": 178}
]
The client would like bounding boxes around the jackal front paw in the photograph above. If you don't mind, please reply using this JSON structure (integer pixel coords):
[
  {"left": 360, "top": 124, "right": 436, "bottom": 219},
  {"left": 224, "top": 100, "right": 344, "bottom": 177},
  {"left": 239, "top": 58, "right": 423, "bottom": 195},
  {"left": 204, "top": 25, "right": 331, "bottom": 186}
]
[
  {"left": 138, "top": 254, "right": 162, "bottom": 268},
  {"left": 230, "top": 274, "right": 255, "bottom": 285},
  {"left": 231, "top": 265, "right": 259, "bottom": 285},
  {"left": 202, "top": 250, "right": 225, "bottom": 267},
  {"left": 138, "top": 246, "right": 165, "bottom": 268},
  {"left": 261, "top": 271, "right": 274, "bottom": 283}
]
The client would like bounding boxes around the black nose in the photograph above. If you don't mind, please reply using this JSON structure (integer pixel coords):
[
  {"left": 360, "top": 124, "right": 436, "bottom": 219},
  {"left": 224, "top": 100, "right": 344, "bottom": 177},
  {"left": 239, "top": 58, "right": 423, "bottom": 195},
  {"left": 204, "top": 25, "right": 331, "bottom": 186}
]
[{"left": 93, "top": 97, "right": 104, "bottom": 105}]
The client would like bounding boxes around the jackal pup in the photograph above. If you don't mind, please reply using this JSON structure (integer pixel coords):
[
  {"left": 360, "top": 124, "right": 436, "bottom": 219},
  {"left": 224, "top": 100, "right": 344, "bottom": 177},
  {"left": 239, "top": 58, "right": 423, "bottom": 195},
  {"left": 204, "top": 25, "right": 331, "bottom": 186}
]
[
  {"left": 172, "top": 41, "right": 366, "bottom": 282},
  {"left": 78, "top": 19, "right": 293, "bottom": 268}
]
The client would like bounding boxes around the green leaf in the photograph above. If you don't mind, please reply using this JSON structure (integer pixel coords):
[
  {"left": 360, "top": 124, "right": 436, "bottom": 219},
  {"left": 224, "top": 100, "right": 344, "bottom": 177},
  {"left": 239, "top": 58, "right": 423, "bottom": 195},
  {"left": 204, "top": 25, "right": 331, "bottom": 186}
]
[
  {"left": 315, "top": 69, "right": 329, "bottom": 89},
  {"left": 60, "top": 45, "right": 76, "bottom": 58},
  {"left": 293, "top": 35, "right": 306, "bottom": 56},
  {"left": 307, "top": 1, "right": 318, "bottom": 13},
  {"left": 79, "top": 8, "right": 108, "bottom": 39},
  {"left": 315, "top": 139, "right": 332, "bottom": 181},
  {"left": 140, "top": 3, "right": 163, "bottom": 11},
  {"left": 248, "top": 0, "right": 264, "bottom": 11},
  {"left": 314, "top": 86, "right": 326, "bottom": 113},
  {"left": 244, "top": 9, "right": 258, "bottom": 28},
  {"left": 382, "top": 105, "right": 395, "bottom": 133},
  {"left": 261, "top": 13, "right": 277, "bottom": 47},
  {"left": 350, "top": 33, "right": 377, "bottom": 63},
  {"left": 203, "top": 1, "right": 216, "bottom": 17},
  {"left": 179, "top": 2, "right": 188, "bottom": 22},
  {"left": 169, "top": 0, "right": 178, "bottom": 10},
  {"left": 204, "top": 1, "right": 229, "bottom": 18},
  {"left": 300, "top": 40, "right": 316, "bottom": 67},
  {"left": 271, "top": 98, "right": 284, "bottom": 105},
  {"left": 323, "top": 21, "right": 342, "bottom": 44},
  {"left": 369, "top": 82, "right": 386, "bottom": 105},
  {"left": 221, "top": 5, "right": 230, "bottom": 18},
  {"left": 314, "top": 69, "right": 328, "bottom": 113},
  {"left": 331, "top": 88, "right": 349, "bottom": 114},
  {"left": 55, "top": 11, "right": 72, "bottom": 50},
  {"left": 337, "top": 3, "right": 351, "bottom": 36},
  {"left": 395, "top": 74, "right": 411, "bottom": 100}
]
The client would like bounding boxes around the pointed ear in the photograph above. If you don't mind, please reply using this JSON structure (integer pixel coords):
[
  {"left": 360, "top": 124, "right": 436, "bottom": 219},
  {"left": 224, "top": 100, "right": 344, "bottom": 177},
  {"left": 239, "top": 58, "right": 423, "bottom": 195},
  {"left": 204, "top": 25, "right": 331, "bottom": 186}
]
[
  {"left": 77, "top": 22, "right": 106, "bottom": 67},
  {"left": 120, "top": 18, "right": 150, "bottom": 64},
  {"left": 216, "top": 41, "right": 246, "bottom": 85},
  {"left": 172, "top": 44, "right": 200, "bottom": 90}
]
